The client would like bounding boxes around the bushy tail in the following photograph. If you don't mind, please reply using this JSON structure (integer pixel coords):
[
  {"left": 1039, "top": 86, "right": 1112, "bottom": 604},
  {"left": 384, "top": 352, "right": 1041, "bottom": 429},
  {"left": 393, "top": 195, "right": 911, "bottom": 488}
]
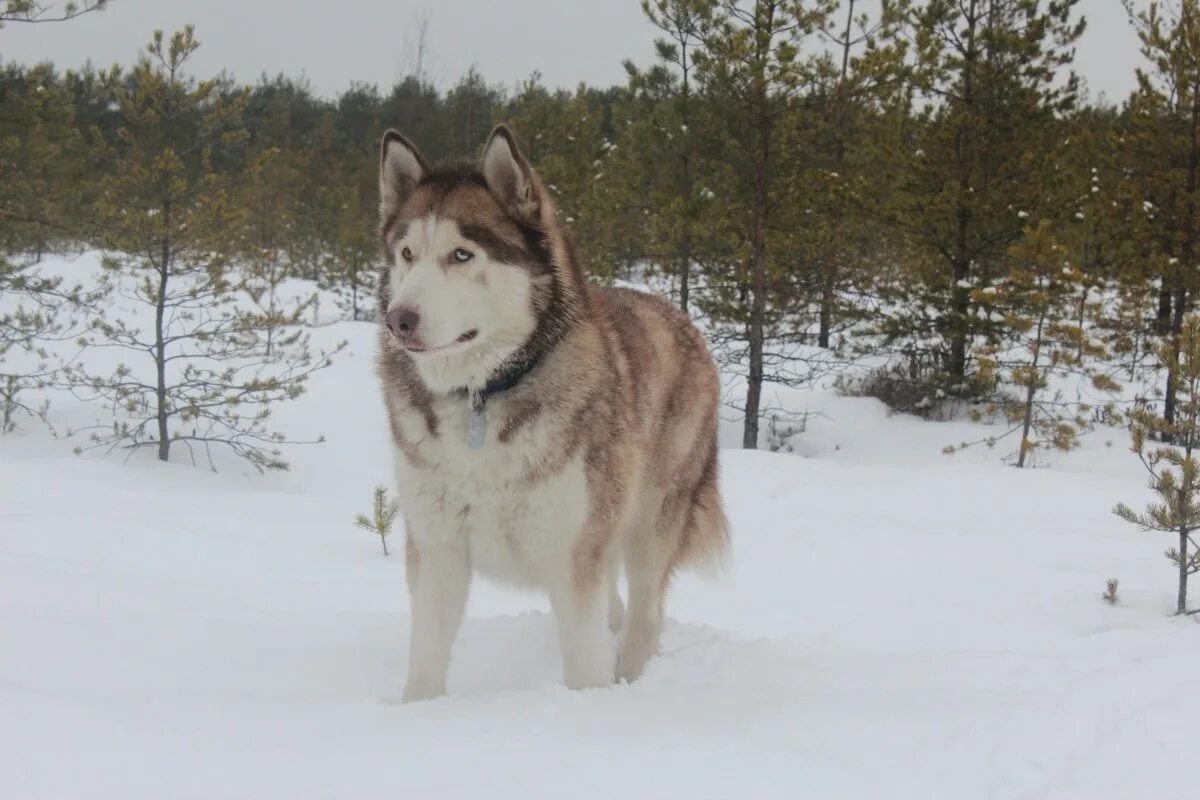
[{"left": 672, "top": 451, "right": 731, "bottom": 577}]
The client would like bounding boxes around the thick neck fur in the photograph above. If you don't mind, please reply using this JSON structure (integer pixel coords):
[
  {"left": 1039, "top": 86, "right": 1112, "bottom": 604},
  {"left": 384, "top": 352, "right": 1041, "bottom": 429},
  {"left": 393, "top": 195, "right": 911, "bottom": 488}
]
[{"left": 477, "top": 192, "right": 587, "bottom": 395}]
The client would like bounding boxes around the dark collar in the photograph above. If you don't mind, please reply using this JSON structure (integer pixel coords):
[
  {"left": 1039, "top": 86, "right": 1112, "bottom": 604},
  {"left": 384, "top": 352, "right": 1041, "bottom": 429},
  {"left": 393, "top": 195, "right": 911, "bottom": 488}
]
[
  {"left": 455, "top": 290, "right": 572, "bottom": 408},
  {"left": 457, "top": 355, "right": 539, "bottom": 408},
  {"left": 481, "top": 361, "right": 531, "bottom": 398}
]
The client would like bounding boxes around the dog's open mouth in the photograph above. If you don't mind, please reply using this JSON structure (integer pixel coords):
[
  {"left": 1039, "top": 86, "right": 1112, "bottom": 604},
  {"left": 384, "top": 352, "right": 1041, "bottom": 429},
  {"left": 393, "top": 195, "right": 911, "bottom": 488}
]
[{"left": 404, "top": 329, "right": 479, "bottom": 355}]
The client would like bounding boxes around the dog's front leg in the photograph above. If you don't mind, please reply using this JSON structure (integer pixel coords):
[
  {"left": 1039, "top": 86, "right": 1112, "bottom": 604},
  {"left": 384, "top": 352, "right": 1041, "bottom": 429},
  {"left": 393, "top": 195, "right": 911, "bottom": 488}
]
[
  {"left": 548, "top": 570, "right": 613, "bottom": 690},
  {"left": 403, "top": 538, "right": 470, "bottom": 703}
]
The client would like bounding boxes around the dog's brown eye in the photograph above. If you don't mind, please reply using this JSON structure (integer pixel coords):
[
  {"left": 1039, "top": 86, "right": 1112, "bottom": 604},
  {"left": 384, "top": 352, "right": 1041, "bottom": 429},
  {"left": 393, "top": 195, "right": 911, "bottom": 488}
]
[
  {"left": 401, "top": 246, "right": 413, "bottom": 262},
  {"left": 453, "top": 248, "right": 473, "bottom": 263}
]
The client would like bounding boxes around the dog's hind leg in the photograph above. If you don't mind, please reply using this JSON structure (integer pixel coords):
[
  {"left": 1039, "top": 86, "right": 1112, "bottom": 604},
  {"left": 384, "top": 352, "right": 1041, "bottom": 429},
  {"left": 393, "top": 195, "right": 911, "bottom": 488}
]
[
  {"left": 615, "top": 538, "right": 670, "bottom": 683},
  {"left": 618, "top": 423, "right": 728, "bottom": 683},
  {"left": 402, "top": 537, "right": 470, "bottom": 703}
]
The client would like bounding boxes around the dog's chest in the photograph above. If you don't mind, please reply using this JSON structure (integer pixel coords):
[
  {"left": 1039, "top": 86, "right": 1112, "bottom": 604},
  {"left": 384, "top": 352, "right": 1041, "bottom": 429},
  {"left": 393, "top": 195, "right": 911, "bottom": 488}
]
[{"left": 393, "top": 397, "right": 588, "bottom": 585}]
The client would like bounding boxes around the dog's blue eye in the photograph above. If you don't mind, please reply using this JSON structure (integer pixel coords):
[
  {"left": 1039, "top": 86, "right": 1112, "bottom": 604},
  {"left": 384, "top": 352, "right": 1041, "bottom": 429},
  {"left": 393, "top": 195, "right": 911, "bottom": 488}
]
[
  {"left": 401, "top": 246, "right": 413, "bottom": 262},
  {"left": 453, "top": 248, "right": 473, "bottom": 263}
]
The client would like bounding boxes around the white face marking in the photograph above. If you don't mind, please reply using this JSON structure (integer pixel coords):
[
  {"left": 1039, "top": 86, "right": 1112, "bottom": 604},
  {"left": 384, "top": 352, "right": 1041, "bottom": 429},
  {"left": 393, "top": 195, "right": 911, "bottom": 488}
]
[{"left": 387, "top": 214, "right": 537, "bottom": 392}]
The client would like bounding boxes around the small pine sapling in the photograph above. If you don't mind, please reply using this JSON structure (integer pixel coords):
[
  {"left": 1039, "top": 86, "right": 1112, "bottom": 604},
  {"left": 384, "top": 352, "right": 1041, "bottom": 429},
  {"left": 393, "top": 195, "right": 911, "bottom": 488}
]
[
  {"left": 238, "top": 148, "right": 317, "bottom": 358},
  {"left": 1102, "top": 578, "right": 1120, "bottom": 606},
  {"left": 62, "top": 29, "right": 344, "bottom": 471},
  {"left": 318, "top": 181, "right": 378, "bottom": 322},
  {"left": 947, "top": 222, "right": 1121, "bottom": 465},
  {"left": 1106, "top": 275, "right": 1156, "bottom": 382},
  {"left": 1114, "top": 316, "right": 1200, "bottom": 615},
  {"left": 355, "top": 486, "right": 399, "bottom": 556}
]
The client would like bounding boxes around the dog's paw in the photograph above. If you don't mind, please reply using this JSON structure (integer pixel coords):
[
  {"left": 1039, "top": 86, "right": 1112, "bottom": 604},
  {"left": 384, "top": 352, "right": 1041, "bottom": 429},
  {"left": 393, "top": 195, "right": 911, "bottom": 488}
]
[
  {"left": 563, "top": 658, "right": 613, "bottom": 691},
  {"left": 614, "top": 638, "right": 654, "bottom": 684},
  {"left": 401, "top": 680, "right": 446, "bottom": 704},
  {"left": 564, "top": 673, "right": 612, "bottom": 691}
]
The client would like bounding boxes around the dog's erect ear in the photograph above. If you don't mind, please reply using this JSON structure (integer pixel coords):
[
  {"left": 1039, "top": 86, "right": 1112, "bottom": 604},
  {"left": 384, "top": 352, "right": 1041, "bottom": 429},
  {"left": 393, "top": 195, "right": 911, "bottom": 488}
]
[
  {"left": 379, "top": 130, "right": 428, "bottom": 220},
  {"left": 481, "top": 125, "right": 541, "bottom": 225}
]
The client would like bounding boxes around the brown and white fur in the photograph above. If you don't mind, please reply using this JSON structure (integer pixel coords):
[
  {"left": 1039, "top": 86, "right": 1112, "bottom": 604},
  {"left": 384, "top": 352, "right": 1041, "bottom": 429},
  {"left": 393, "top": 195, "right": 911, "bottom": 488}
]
[{"left": 376, "top": 125, "right": 728, "bottom": 702}]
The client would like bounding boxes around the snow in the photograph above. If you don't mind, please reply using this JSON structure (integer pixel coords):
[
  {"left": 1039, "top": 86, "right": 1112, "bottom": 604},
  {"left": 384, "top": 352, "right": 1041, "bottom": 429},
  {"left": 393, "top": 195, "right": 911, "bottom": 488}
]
[{"left": 4, "top": 255, "right": 1200, "bottom": 799}]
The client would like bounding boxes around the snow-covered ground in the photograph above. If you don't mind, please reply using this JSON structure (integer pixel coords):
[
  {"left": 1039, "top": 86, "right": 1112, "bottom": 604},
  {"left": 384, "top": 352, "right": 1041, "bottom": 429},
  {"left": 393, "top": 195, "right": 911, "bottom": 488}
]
[{"left": 3, "top": 255, "right": 1198, "bottom": 799}]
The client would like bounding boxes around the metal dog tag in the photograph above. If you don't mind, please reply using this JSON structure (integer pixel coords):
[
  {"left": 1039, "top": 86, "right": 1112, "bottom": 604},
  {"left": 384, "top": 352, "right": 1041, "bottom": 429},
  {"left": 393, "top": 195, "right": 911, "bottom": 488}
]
[{"left": 467, "top": 401, "right": 487, "bottom": 450}]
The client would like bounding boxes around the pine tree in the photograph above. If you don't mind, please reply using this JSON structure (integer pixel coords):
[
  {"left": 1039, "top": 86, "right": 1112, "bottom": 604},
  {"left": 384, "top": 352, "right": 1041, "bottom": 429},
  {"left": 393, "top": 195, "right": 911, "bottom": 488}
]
[
  {"left": 883, "top": 0, "right": 1085, "bottom": 392},
  {"left": 1115, "top": 316, "right": 1200, "bottom": 615},
  {"left": 443, "top": 67, "right": 504, "bottom": 157},
  {"left": 504, "top": 76, "right": 616, "bottom": 279},
  {"left": 0, "top": 6, "right": 110, "bottom": 431},
  {"left": 0, "top": 64, "right": 93, "bottom": 431},
  {"left": 242, "top": 75, "right": 330, "bottom": 282},
  {"left": 950, "top": 221, "right": 1120, "bottom": 466},
  {"left": 688, "top": 0, "right": 842, "bottom": 448},
  {"left": 382, "top": 76, "right": 446, "bottom": 159},
  {"left": 623, "top": 0, "right": 707, "bottom": 310},
  {"left": 1119, "top": 0, "right": 1200, "bottom": 441},
  {"left": 238, "top": 146, "right": 316, "bottom": 356},
  {"left": 1052, "top": 110, "right": 1122, "bottom": 361},
  {"left": 1068, "top": 109, "right": 1155, "bottom": 382},
  {"left": 810, "top": 0, "right": 909, "bottom": 349},
  {"left": 0, "top": 64, "right": 80, "bottom": 253},
  {"left": 65, "top": 28, "right": 340, "bottom": 471},
  {"left": 319, "top": 179, "right": 377, "bottom": 322},
  {"left": 1108, "top": 279, "right": 1157, "bottom": 382}
]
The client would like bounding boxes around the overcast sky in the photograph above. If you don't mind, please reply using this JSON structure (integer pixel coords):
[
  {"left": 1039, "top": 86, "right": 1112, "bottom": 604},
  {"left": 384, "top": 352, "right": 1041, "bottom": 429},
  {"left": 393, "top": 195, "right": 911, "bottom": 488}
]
[{"left": 0, "top": 0, "right": 1143, "bottom": 103}]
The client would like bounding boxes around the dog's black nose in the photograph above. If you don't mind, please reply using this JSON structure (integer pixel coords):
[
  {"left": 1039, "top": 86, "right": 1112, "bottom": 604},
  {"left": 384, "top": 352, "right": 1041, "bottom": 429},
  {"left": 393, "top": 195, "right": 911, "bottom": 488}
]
[{"left": 386, "top": 306, "right": 420, "bottom": 338}]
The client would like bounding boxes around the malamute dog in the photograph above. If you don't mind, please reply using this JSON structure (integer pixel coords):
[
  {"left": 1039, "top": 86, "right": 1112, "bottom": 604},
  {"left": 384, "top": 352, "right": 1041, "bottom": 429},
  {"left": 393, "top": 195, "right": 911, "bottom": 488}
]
[{"left": 376, "top": 125, "right": 728, "bottom": 701}]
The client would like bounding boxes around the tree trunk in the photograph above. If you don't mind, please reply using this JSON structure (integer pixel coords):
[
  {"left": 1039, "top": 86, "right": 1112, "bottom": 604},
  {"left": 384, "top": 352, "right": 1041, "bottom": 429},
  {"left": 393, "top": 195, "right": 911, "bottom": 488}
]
[
  {"left": 744, "top": 229, "right": 767, "bottom": 450},
  {"left": 818, "top": 272, "right": 835, "bottom": 349},
  {"left": 1016, "top": 314, "right": 1045, "bottom": 468},
  {"left": 1178, "top": 526, "right": 1189, "bottom": 615},
  {"left": 679, "top": 230, "right": 692, "bottom": 314},
  {"left": 266, "top": 259, "right": 276, "bottom": 360},
  {"left": 742, "top": 0, "right": 774, "bottom": 451},
  {"left": 1168, "top": 63, "right": 1200, "bottom": 440},
  {"left": 948, "top": 0, "right": 979, "bottom": 381},
  {"left": 679, "top": 34, "right": 693, "bottom": 315},
  {"left": 1129, "top": 317, "right": 1142, "bottom": 382},
  {"left": 816, "top": 0, "right": 855, "bottom": 353},
  {"left": 1164, "top": 286, "right": 1188, "bottom": 438},
  {"left": 948, "top": 257, "right": 970, "bottom": 379},
  {"left": 1157, "top": 279, "right": 1173, "bottom": 334},
  {"left": 2, "top": 376, "right": 15, "bottom": 434},
  {"left": 1075, "top": 283, "right": 1088, "bottom": 361},
  {"left": 155, "top": 199, "right": 171, "bottom": 463}
]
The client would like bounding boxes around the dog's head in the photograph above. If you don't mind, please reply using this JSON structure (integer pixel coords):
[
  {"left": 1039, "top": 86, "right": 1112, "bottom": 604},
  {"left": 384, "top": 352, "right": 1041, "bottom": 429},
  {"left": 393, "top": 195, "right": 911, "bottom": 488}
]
[{"left": 377, "top": 126, "right": 569, "bottom": 394}]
